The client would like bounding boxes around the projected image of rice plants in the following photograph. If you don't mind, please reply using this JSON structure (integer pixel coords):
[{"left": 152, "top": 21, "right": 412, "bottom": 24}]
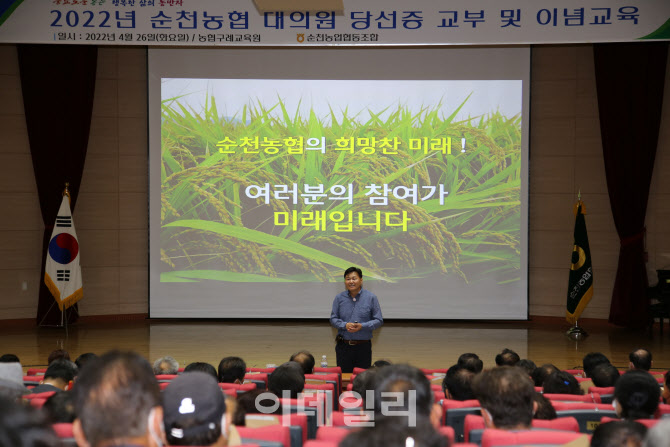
[{"left": 160, "top": 88, "right": 521, "bottom": 285}]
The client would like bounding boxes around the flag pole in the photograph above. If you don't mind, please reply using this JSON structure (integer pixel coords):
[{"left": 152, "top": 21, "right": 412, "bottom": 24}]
[{"left": 566, "top": 319, "right": 588, "bottom": 340}]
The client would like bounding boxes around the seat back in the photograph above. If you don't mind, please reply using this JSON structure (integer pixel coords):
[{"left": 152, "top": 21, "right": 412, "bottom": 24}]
[
  {"left": 26, "top": 368, "right": 47, "bottom": 376},
  {"left": 481, "top": 428, "right": 586, "bottom": 447},
  {"left": 442, "top": 399, "right": 482, "bottom": 442},
  {"left": 655, "top": 403, "right": 670, "bottom": 418},
  {"left": 329, "top": 410, "right": 370, "bottom": 428},
  {"left": 245, "top": 372, "right": 269, "bottom": 389},
  {"left": 600, "top": 417, "right": 659, "bottom": 428},
  {"left": 553, "top": 402, "right": 617, "bottom": 434},
  {"left": 237, "top": 425, "right": 291, "bottom": 447},
  {"left": 544, "top": 393, "right": 601, "bottom": 404},
  {"left": 245, "top": 413, "right": 308, "bottom": 447},
  {"left": 464, "top": 415, "right": 580, "bottom": 444},
  {"left": 587, "top": 387, "right": 615, "bottom": 404},
  {"left": 154, "top": 374, "right": 178, "bottom": 382},
  {"left": 303, "top": 384, "right": 336, "bottom": 411},
  {"left": 315, "top": 426, "right": 349, "bottom": 442}
]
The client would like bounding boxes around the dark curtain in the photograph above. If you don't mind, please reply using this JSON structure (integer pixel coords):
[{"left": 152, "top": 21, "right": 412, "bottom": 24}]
[
  {"left": 18, "top": 45, "right": 98, "bottom": 326},
  {"left": 594, "top": 42, "right": 668, "bottom": 328}
]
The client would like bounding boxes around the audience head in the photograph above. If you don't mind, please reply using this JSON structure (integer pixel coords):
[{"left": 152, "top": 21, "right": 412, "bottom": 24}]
[
  {"left": 543, "top": 370, "right": 583, "bottom": 395},
  {"left": 184, "top": 362, "right": 218, "bottom": 381},
  {"left": 372, "top": 359, "right": 392, "bottom": 369},
  {"left": 72, "top": 350, "right": 163, "bottom": 447},
  {"left": 217, "top": 357, "right": 246, "bottom": 384},
  {"left": 0, "top": 361, "right": 26, "bottom": 400},
  {"left": 0, "top": 354, "right": 20, "bottom": 363},
  {"left": 458, "top": 353, "right": 483, "bottom": 373},
  {"left": 43, "top": 391, "right": 76, "bottom": 423},
  {"left": 495, "top": 348, "right": 520, "bottom": 367},
  {"left": 517, "top": 359, "right": 537, "bottom": 376},
  {"left": 44, "top": 359, "right": 78, "bottom": 389},
  {"left": 591, "top": 363, "right": 621, "bottom": 388},
  {"left": 289, "top": 351, "right": 315, "bottom": 375},
  {"left": 74, "top": 353, "right": 98, "bottom": 371},
  {"left": 531, "top": 364, "right": 559, "bottom": 387},
  {"left": 532, "top": 393, "right": 556, "bottom": 420},
  {"left": 613, "top": 370, "right": 660, "bottom": 420},
  {"left": 472, "top": 366, "right": 535, "bottom": 430},
  {"left": 339, "top": 416, "right": 448, "bottom": 447},
  {"left": 48, "top": 349, "right": 70, "bottom": 365},
  {"left": 233, "top": 389, "right": 280, "bottom": 425},
  {"left": 643, "top": 419, "right": 670, "bottom": 447},
  {"left": 153, "top": 356, "right": 179, "bottom": 375},
  {"left": 664, "top": 371, "right": 670, "bottom": 404},
  {"left": 163, "top": 372, "right": 229, "bottom": 446},
  {"left": 442, "top": 364, "right": 475, "bottom": 401},
  {"left": 583, "top": 352, "right": 611, "bottom": 378},
  {"left": 351, "top": 369, "right": 377, "bottom": 407},
  {"left": 0, "top": 397, "right": 60, "bottom": 447},
  {"left": 371, "top": 364, "right": 442, "bottom": 429},
  {"left": 628, "top": 349, "right": 652, "bottom": 371},
  {"left": 268, "top": 361, "right": 304, "bottom": 398},
  {"left": 591, "top": 420, "right": 646, "bottom": 447}
]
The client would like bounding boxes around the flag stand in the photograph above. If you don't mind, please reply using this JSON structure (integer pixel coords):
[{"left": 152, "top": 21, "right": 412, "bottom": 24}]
[
  {"left": 566, "top": 321, "right": 588, "bottom": 341},
  {"left": 37, "top": 302, "right": 78, "bottom": 337}
]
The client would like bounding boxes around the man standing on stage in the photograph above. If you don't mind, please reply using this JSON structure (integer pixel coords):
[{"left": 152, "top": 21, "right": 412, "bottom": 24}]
[{"left": 330, "top": 266, "right": 383, "bottom": 373}]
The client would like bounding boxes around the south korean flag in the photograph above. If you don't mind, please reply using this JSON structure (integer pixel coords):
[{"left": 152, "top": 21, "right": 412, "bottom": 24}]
[{"left": 44, "top": 194, "right": 83, "bottom": 310}]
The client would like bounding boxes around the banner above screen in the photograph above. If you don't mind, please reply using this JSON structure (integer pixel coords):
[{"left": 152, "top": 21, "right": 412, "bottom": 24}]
[{"left": 0, "top": 0, "right": 668, "bottom": 46}]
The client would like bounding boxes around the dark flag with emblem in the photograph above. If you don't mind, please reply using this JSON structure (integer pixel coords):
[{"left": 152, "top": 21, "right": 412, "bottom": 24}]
[
  {"left": 566, "top": 200, "right": 594, "bottom": 325},
  {"left": 44, "top": 187, "right": 83, "bottom": 310}
]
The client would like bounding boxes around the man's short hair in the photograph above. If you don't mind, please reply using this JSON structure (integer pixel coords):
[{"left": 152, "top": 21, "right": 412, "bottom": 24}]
[
  {"left": 0, "top": 396, "right": 60, "bottom": 447},
  {"left": 591, "top": 363, "right": 621, "bottom": 388},
  {"left": 184, "top": 362, "right": 218, "bottom": 381},
  {"left": 0, "top": 354, "right": 20, "bottom": 363},
  {"left": 472, "top": 366, "right": 535, "bottom": 429},
  {"left": 153, "top": 356, "right": 179, "bottom": 375},
  {"left": 43, "top": 391, "right": 76, "bottom": 423},
  {"left": 371, "top": 364, "right": 434, "bottom": 421},
  {"left": 442, "top": 364, "right": 475, "bottom": 401},
  {"left": 339, "top": 416, "right": 448, "bottom": 447},
  {"left": 583, "top": 352, "right": 610, "bottom": 378},
  {"left": 217, "top": 357, "right": 246, "bottom": 383},
  {"left": 629, "top": 349, "right": 652, "bottom": 371},
  {"left": 351, "top": 370, "right": 376, "bottom": 407},
  {"left": 531, "top": 364, "right": 559, "bottom": 387},
  {"left": 542, "top": 371, "right": 583, "bottom": 395},
  {"left": 268, "top": 362, "right": 305, "bottom": 398},
  {"left": 163, "top": 372, "right": 227, "bottom": 446},
  {"left": 614, "top": 370, "right": 660, "bottom": 420},
  {"left": 516, "top": 359, "right": 537, "bottom": 376},
  {"left": 532, "top": 393, "right": 556, "bottom": 420},
  {"left": 73, "top": 351, "right": 161, "bottom": 447},
  {"left": 372, "top": 360, "right": 392, "bottom": 369},
  {"left": 289, "top": 351, "right": 315, "bottom": 375},
  {"left": 591, "top": 420, "right": 647, "bottom": 447},
  {"left": 44, "top": 359, "right": 78, "bottom": 384},
  {"left": 457, "top": 353, "right": 483, "bottom": 374},
  {"left": 74, "top": 353, "right": 98, "bottom": 371},
  {"left": 494, "top": 349, "right": 520, "bottom": 367},
  {"left": 343, "top": 266, "right": 363, "bottom": 278}
]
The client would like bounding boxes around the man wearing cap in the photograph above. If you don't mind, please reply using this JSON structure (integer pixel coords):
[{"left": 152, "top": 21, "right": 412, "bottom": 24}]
[
  {"left": 0, "top": 361, "right": 27, "bottom": 399},
  {"left": 163, "top": 372, "right": 239, "bottom": 446}
]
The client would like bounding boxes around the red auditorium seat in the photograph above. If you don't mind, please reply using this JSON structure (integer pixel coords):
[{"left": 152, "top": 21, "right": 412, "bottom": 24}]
[
  {"left": 551, "top": 401, "right": 617, "bottom": 433},
  {"left": 442, "top": 399, "right": 481, "bottom": 441},
  {"left": 544, "top": 393, "right": 601, "bottom": 403},
  {"left": 315, "top": 426, "right": 349, "bottom": 442},
  {"left": 481, "top": 428, "right": 586, "bottom": 447},
  {"left": 338, "top": 390, "right": 363, "bottom": 411},
  {"left": 463, "top": 414, "right": 580, "bottom": 443},
  {"left": 330, "top": 410, "right": 370, "bottom": 427},
  {"left": 219, "top": 382, "right": 257, "bottom": 393},
  {"left": 26, "top": 368, "right": 47, "bottom": 376},
  {"left": 237, "top": 425, "right": 291, "bottom": 447},
  {"left": 587, "top": 386, "right": 615, "bottom": 403},
  {"left": 52, "top": 423, "right": 74, "bottom": 438},
  {"left": 600, "top": 417, "right": 659, "bottom": 428},
  {"left": 23, "top": 391, "right": 56, "bottom": 400},
  {"left": 655, "top": 403, "right": 670, "bottom": 418},
  {"left": 154, "top": 374, "right": 178, "bottom": 382},
  {"left": 245, "top": 413, "right": 308, "bottom": 447}
]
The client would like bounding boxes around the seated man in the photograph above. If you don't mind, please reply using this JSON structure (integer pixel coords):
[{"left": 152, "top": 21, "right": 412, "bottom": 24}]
[
  {"left": 591, "top": 420, "right": 646, "bottom": 447},
  {"left": 184, "top": 362, "right": 218, "bottom": 381},
  {"left": 442, "top": 364, "right": 476, "bottom": 401},
  {"left": 458, "top": 353, "right": 483, "bottom": 374},
  {"left": 268, "top": 361, "right": 304, "bottom": 398},
  {"left": 543, "top": 370, "right": 584, "bottom": 395},
  {"left": 153, "top": 356, "right": 180, "bottom": 375},
  {"left": 72, "top": 351, "right": 165, "bottom": 447},
  {"left": 0, "top": 396, "right": 60, "bottom": 447},
  {"left": 289, "top": 351, "right": 315, "bottom": 375},
  {"left": 591, "top": 363, "right": 620, "bottom": 388},
  {"left": 0, "top": 360, "right": 27, "bottom": 399},
  {"left": 31, "top": 359, "right": 77, "bottom": 394},
  {"left": 583, "top": 352, "right": 611, "bottom": 378},
  {"left": 613, "top": 370, "right": 660, "bottom": 420},
  {"left": 163, "top": 372, "right": 236, "bottom": 446},
  {"left": 472, "top": 366, "right": 536, "bottom": 430},
  {"left": 494, "top": 348, "right": 520, "bottom": 367},
  {"left": 531, "top": 364, "right": 559, "bottom": 387},
  {"left": 217, "top": 357, "right": 246, "bottom": 384},
  {"left": 628, "top": 349, "right": 652, "bottom": 371}
]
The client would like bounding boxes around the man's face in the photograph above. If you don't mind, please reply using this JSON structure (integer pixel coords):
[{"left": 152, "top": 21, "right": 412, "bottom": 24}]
[{"left": 345, "top": 272, "right": 362, "bottom": 295}]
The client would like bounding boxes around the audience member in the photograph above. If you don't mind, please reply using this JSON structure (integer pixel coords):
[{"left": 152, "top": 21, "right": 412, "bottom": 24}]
[
  {"left": 458, "top": 353, "right": 483, "bottom": 373},
  {"left": 184, "top": 362, "right": 218, "bottom": 380},
  {"left": 232, "top": 390, "right": 280, "bottom": 425},
  {"left": 472, "top": 366, "right": 535, "bottom": 430},
  {"left": 643, "top": 419, "right": 670, "bottom": 447},
  {"left": 351, "top": 369, "right": 377, "bottom": 407},
  {"left": 531, "top": 364, "right": 559, "bottom": 387},
  {"left": 591, "top": 363, "right": 621, "bottom": 388},
  {"left": 613, "top": 370, "right": 660, "bottom": 420},
  {"left": 591, "top": 421, "right": 647, "bottom": 447},
  {"left": 628, "top": 349, "right": 652, "bottom": 371},
  {"left": 289, "top": 351, "right": 314, "bottom": 375},
  {"left": 217, "top": 357, "right": 246, "bottom": 384},
  {"left": 43, "top": 391, "right": 76, "bottom": 423},
  {"left": 74, "top": 353, "right": 98, "bottom": 371},
  {"left": 532, "top": 393, "right": 556, "bottom": 420},
  {"left": 47, "top": 349, "right": 70, "bottom": 365},
  {"left": 372, "top": 359, "right": 392, "bottom": 369},
  {"left": 31, "top": 359, "right": 77, "bottom": 394},
  {"left": 0, "top": 361, "right": 26, "bottom": 400},
  {"left": 0, "top": 397, "right": 60, "bottom": 447},
  {"left": 442, "top": 364, "right": 475, "bottom": 401},
  {"left": 153, "top": 356, "right": 180, "bottom": 375},
  {"left": 339, "top": 416, "right": 448, "bottom": 447},
  {"left": 543, "top": 370, "right": 584, "bottom": 395},
  {"left": 583, "top": 352, "right": 611, "bottom": 378},
  {"left": 268, "top": 361, "right": 304, "bottom": 398},
  {"left": 663, "top": 371, "right": 670, "bottom": 404},
  {"left": 163, "top": 372, "right": 232, "bottom": 446},
  {"left": 517, "top": 359, "right": 537, "bottom": 376},
  {"left": 0, "top": 354, "right": 20, "bottom": 363},
  {"left": 494, "top": 348, "right": 520, "bottom": 367},
  {"left": 72, "top": 351, "right": 164, "bottom": 447}
]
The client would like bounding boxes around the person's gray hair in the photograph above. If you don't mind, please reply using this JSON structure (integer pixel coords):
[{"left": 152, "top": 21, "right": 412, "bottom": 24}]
[
  {"left": 153, "top": 356, "right": 179, "bottom": 375},
  {"left": 643, "top": 420, "right": 670, "bottom": 447}
]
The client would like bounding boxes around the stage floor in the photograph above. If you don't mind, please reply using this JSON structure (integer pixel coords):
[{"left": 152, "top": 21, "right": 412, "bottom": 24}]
[{"left": 3, "top": 317, "right": 669, "bottom": 373}]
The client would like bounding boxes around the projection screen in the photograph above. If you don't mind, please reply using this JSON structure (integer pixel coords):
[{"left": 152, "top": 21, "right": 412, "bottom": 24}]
[{"left": 148, "top": 47, "right": 530, "bottom": 319}]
